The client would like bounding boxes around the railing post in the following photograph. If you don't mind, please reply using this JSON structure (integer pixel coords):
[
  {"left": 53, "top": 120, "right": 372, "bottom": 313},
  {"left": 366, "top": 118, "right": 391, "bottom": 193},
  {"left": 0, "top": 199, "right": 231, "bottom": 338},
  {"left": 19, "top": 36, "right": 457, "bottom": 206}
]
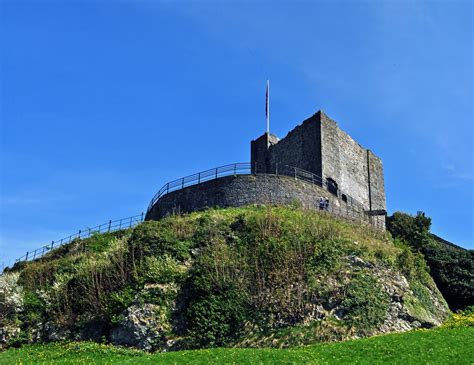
[
  {"left": 182, "top": 177, "right": 184, "bottom": 189},
  {"left": 33, "top": 250, "right": 36, "bottom": 260},
  {"left": 141, "top": 212, "right": 144, "bottom": 221},
  {"left": 198, "top": 172, "right": 201, "bottom": 184},
  {"left": 108, "top": 220, "right": 112, "bottom": 232},
  {"left": 166, "top": 183, "right": 169, "bottom": 194},
  {"left": 25, "top": 251, "right": 29, "bottom": 261},
  {"left": 215, "top": 168, "right": 218, "bottom": 179},
  {"left": 234, "top": 164, "right": 236, "bottom": 176},
  {"left": 51, "top": 240, "right": 54, "bottom": 250},
  {"left": 78, "top": 230, "right": 81, "bottom": 239},
  {"left": 129, "top": 216, "right": 132, "bottom": 228},
  {"left": 119, "top": 219, "right": 122, "bottom": 230}
]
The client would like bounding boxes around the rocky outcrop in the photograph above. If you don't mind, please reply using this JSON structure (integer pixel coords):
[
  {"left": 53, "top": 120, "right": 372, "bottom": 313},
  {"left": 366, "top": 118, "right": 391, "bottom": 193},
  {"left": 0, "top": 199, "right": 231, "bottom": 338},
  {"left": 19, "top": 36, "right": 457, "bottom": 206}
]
[
  {"left": 31, "top": 321, "right": 71, "bottom": 342},
  {"left": 0, "top": 325, "right": 20, "bottom": 348},
  {"left": 73, "top": 314, "right": 107, "bottom": 342},
  {"left": 110, "top": 303, "right": 169, "bottom": 351},
  {"left": 345, "top": 255, "right": 449, "bottom": 333},
  {"left": 1, "top": 207, "right": 453, "bottom": 351}
]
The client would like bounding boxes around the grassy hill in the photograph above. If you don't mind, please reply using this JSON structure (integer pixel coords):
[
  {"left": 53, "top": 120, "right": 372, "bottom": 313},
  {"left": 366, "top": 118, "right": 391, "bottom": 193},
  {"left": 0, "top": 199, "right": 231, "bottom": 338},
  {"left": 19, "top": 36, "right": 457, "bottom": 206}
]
[
  {"left": 1, "top": 206, "right": 450, "bottom": 352},
  {"left": 1, "top": 326, "right": 473, "bottom": 364}
]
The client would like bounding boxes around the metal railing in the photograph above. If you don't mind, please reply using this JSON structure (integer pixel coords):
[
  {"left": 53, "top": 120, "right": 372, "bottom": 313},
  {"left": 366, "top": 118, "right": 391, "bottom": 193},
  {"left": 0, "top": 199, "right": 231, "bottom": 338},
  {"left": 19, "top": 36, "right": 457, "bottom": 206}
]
[
  {"left": 275, "top": 164, "right": 367, "bottom": 211},
  {"left": 146, "top": 163, "right": 252, "bottom": 212},
  {"left": 145, "top": 162, "right": 386, "bottom": 230},
  {"left": 14, "top": 213, "right": 144, "bottom": 264}
]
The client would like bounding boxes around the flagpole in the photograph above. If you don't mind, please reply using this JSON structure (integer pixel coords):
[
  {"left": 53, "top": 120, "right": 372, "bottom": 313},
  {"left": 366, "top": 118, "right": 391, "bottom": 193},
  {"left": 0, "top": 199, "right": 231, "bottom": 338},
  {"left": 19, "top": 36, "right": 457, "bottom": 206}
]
[{"left": 266, "top": 80, "right": 270, "bottom": 134}]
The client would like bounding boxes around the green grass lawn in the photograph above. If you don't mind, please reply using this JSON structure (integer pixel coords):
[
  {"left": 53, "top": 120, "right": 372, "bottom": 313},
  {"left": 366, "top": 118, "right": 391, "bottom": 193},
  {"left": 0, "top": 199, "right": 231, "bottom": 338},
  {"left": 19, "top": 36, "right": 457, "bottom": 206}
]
[{"left": 1, "top": 326, "right": 473, "bottom": 365}]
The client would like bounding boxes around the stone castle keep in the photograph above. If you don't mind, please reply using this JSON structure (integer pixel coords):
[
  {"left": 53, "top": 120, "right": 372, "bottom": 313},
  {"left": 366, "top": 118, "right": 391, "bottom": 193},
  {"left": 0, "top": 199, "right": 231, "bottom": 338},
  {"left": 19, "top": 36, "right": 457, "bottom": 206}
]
[
  {"left": 146, "top": 110, "right": 387, "bottom": 228},
  {"left": 251, "top": 110, "right": 386, "bottom": 213}
]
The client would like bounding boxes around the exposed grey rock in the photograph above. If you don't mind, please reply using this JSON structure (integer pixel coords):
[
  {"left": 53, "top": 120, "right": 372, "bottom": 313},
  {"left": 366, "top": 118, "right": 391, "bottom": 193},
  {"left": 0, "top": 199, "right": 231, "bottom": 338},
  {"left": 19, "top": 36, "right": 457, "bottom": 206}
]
[
  {"left": 367, "top": 259, "right": 449, "bottom": 334},
  {"left": 110, "top": 303, "right": 169, "bottom": 351},
  {"left": 0, "top": 325, "right": 20, "bottom": 348},
  {"left": 73, "top": 314, "right": 107, "bottom": 342},
  {"left": 34, "top": 321, "right": 71, "bottom": 342},
  {"left": 346, "top": 254, "right": 374, "bottom": 269}
]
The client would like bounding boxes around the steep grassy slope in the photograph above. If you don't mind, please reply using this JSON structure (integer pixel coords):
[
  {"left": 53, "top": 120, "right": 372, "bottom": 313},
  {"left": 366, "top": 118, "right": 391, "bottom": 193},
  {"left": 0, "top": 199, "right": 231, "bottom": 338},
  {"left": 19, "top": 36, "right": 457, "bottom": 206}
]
[
  {"left": 1, "top": 326, "right": 473, "bottom": 364},
  {"left": 1, "top": 206, "right": 449, "bottom": 351}
]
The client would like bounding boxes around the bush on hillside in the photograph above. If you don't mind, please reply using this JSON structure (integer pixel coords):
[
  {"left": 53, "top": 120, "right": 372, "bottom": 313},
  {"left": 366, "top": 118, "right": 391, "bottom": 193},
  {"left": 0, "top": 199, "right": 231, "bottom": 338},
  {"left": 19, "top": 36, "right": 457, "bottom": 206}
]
[
  {"left": 0, "top": 272, "right": 23, "bottom": 322},
  {"left": 387, "top": 211, "right": 473, "bottom": 311},
  {"left": 341, "top": 271, "right": 389, "bottom": 335}
]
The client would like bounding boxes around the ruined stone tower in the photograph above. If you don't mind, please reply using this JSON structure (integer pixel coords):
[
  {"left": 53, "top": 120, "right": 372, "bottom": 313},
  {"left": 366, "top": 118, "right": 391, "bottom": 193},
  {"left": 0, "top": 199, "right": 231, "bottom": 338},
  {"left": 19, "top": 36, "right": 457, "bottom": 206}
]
[{"left": 251, "top": 110, "right": 386, "bottom": 214}]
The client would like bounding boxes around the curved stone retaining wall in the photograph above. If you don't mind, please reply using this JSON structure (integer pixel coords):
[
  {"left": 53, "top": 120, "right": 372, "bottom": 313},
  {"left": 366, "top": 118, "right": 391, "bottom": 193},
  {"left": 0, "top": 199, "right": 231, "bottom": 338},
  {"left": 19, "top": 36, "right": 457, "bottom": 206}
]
[{"left": 146, "top": 174, "right": 376, "bottom": 227}]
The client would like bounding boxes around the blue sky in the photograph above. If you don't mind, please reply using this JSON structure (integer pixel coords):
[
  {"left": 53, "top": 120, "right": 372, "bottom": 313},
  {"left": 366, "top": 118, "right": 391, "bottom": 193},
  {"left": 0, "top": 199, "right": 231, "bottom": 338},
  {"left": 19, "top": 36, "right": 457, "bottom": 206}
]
[{"left": 1, "top": 0, "right": 472, "bottom": 267}]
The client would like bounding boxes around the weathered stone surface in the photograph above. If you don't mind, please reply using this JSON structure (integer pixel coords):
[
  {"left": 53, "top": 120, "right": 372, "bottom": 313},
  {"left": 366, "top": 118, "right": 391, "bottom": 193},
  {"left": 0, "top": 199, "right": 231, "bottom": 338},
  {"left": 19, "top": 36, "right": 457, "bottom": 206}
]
[
  {"left": 0, "top": 325, "right": 20, "bottom": 348},
  {"left": 251, "top": 110, "right": 386, "bottom": 214},
  {"left": 147, "top": 175, "right": 372, "bottom": 227},
  {"left": 32, "top": 321, "right": 71, "bottom": 342},
  {"left": 350, "top": 256, "right": 450, "bottom": 334},
  {"left": 73, "top": 314, "right": 107, "bottom": 342},
  {"left": 110, "top": 303, "right": 169, "bottom": 351}
]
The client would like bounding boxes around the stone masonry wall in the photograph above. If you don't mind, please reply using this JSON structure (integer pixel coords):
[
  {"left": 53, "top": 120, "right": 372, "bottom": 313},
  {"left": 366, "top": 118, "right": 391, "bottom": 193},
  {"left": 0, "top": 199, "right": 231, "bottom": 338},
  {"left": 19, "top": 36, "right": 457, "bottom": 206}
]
[
  {"left": 251, "top": 133, "right": 279, "bottom": 173},
  {"left": 250, "top": 111, "right": 386, "bottom": 213},
  {"left": 266, "top": 112, "right": 322, "bottom": 177},
  {"left": 367, "top": 149, "right": 386, "bottom": 210},
  {"left": 146, "top": 174, "right": 372, "bottom": 226},
  {"left": 320, "top": 112, "right": 372, "bottom": 209}
]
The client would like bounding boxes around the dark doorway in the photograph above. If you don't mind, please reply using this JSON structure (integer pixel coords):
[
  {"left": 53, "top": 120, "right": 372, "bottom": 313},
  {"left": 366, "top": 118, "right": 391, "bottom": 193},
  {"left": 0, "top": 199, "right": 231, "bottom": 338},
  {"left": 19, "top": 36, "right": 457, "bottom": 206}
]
[{"left": 326, "top": 178, "right": 338, "bottom": 196}]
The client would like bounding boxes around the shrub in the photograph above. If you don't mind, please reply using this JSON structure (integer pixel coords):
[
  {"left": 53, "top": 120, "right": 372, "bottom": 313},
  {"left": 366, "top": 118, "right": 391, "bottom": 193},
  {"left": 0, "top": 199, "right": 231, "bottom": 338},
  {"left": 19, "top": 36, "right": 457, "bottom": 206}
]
[
  {"left": 387, "top": 211, "right": 473, "bottom": 311},
  {"left": 442, "top": 310, "right": 474, "bottom": 328},
  {"left": 387, "top": 211, "right": 431, "bottom": 250},
  {"left": 0, "top": 272, "right": 24, "bottom": 322},
  {"left": 21, "top": 290, "right": 45, "bottom": 324},
  {"left": 73, "top": 237, "right": 129, "bottom": 315},
  {"left": 186, "top": 286, "right": 248, "bottom": 348},
  {"left": 140, "top": 255, "right": 187, "bottom": 285},
  {"left": 83, "top": 231, "right": 129, "bottom": 253},
  {"left": 394, "top": 242, "right": 432, "bottom": 285},
  {"left": 341, "top": 271, "right": 389, "bottom": 335},
  {"left": 129, "top": 221, "right": 193, "bottom": 269},
  {"left": 105, "top": 287, "right": 136, "bottom": 325},
  {"left": 309, "top": 239, "right": 347, "bottom": 274}
]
